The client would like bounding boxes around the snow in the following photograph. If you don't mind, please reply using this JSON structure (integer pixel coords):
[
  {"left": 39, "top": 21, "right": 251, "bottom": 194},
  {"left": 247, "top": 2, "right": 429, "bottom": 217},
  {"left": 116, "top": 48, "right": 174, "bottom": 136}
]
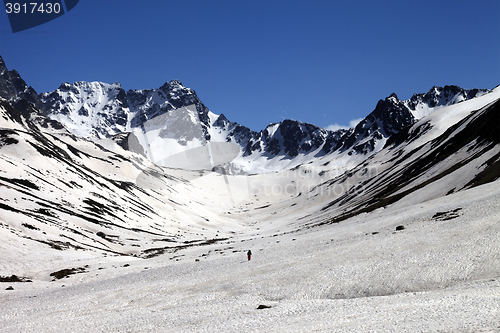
[
  {"left": 430, "top": 87, "right": 500, "bottom": 134},
  {"left": 207, "top": 111, "right": 231, "bottom": 142},
  {"left": 1, "top": 180, "right": 499, "bottom": 332},
  {"left": 407, "top": 102, "right": 439, "bottom": 120},
  {"left": 41, "top": 81, "right": 129, "bottom": 138},
  {"left": 266, "top": 123, "right": 280, "bottom": 137}
]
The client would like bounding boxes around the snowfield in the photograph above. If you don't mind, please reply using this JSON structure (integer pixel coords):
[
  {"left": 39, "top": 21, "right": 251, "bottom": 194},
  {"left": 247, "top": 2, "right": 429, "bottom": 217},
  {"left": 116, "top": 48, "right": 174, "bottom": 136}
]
[{"left": 1, "top": 180, "right": 499, "bottom": 332}]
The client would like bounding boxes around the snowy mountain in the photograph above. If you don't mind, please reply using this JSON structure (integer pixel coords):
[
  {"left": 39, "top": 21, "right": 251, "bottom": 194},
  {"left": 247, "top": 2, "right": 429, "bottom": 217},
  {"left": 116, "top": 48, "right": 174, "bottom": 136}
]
[
  {"left": 1, "top": 55, "right": 500, "bottom": 332},
  {"left": 37, "top": 81, "right": 490, "bottom": 174},
  {"left": 312, "top": 90, "right": 500, "bottom": 225},
  {"left": 331, "top": 86, "right": 489, "bottom": 156},
  {"left": 1, "top": 77, "right": 498, "bottom": 263},
  {"left": 0, "top": 53, "right": 498, "bottom": 251},
  {"left": 1, "top": 56, "right": 489, "bottom": 174}
]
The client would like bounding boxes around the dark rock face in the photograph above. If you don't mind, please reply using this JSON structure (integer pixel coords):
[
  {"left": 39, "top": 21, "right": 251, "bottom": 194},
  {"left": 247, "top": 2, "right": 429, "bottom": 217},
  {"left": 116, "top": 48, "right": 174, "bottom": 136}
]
[
  {"left": 279, "top": 120, "right": 325, "bottom": 157},
  {"left": 110, "top": 132, "right": 145, "bottom": 156},
  {"left": 0, "top": 56, "right": 43, "bottom": 114},
  {"left": 330, "top": 94, "right": 413, "bottom": 155},
  {"left": 0, "top": 56, "right": 30, "bottom": 101},
  {"left": 128, "top": 80, "right": 212, "bottom": 141}
]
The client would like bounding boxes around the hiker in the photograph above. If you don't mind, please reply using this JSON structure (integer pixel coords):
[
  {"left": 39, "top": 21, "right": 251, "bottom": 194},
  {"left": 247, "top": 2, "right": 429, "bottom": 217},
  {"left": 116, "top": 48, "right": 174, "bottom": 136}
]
[{"left": 247, "top": 250, "right": 252, "bottom": 261}]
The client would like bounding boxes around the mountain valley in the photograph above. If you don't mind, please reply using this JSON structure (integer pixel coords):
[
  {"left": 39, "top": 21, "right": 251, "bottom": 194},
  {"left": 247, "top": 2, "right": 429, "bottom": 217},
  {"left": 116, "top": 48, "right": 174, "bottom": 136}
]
[{"left": 0, "top": 55, "right": 499, "bottom": 332}]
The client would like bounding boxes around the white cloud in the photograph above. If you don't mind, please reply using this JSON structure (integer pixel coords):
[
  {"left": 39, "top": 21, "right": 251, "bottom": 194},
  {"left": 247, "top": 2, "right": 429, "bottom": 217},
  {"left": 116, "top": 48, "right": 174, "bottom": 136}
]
[
  {"left": 326, "top": 123, "right": 347, "bottom": 131},
  {"left": 326, "top": 118, "right": 363, "bottom": 131}
]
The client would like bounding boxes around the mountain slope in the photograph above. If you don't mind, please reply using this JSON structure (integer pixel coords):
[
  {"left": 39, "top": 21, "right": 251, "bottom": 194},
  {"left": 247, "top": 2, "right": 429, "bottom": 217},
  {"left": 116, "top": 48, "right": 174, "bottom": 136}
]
[
  {"left": 312, "top": 88, "right": 500, "bottom": 225},
  {"left": 0, "top": 98, "right": 247, "bottom": 272}
]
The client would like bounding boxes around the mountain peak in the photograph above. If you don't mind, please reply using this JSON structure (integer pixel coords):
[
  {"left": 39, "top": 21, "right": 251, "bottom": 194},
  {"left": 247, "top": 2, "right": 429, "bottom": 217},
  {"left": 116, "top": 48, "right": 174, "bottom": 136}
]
[
  {"left": 406, "top": 85, "right": 490, "bottom": 117},
  {"left": 0, "top": 55, "right": 7, "bottom": 75},
  {"left": 388, "top": 92, "right": 399, "bottom": 100},
  {"left": 0, "top": 57, "right": 35, "bottom": 103},
  {"left": 160, "top": 79, "right": 185, "bottom": 91},
  {"left": 214, "top": 113, "right": 229, "bottom": 127}
]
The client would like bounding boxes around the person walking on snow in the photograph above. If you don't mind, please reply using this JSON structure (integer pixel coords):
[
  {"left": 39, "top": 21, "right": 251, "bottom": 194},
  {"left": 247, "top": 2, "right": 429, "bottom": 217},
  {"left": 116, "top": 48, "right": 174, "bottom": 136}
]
[{"left": 247, "top": 250, "right": 252, "bottom": 261}]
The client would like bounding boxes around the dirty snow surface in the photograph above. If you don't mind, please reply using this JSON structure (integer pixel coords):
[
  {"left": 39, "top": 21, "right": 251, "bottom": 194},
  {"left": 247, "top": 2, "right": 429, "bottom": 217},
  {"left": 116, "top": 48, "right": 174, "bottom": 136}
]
[{"left": 1, "top": 179, "right": 499, "bottom": 333}]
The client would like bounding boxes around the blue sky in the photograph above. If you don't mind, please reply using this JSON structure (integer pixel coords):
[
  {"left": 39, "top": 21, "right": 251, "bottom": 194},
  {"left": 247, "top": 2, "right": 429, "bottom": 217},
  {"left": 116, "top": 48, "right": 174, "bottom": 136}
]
[{"left": 1, "top": 0, "right": 499, "bottom": 132}]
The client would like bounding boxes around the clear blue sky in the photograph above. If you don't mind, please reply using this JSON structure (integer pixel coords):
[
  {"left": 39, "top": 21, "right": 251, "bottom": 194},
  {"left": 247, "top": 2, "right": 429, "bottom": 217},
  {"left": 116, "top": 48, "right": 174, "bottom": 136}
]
[{"left": 1, "top": 0, "right": 499, "bottom": 131}]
